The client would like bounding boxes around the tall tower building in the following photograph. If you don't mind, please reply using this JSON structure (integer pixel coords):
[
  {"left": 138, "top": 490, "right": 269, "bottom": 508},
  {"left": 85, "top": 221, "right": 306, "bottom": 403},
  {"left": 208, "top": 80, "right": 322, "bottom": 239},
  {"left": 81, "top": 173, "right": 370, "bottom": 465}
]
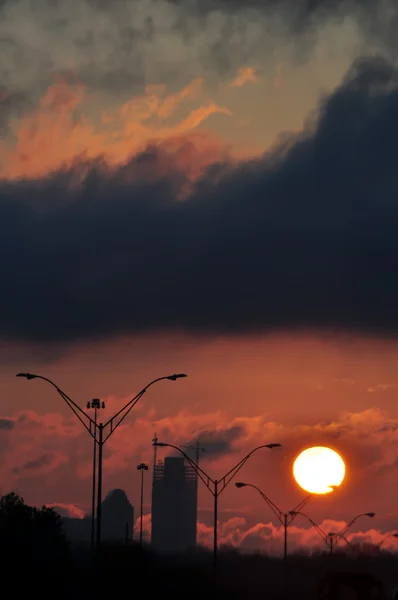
[{"left": 151, "top": 455, "right": 197, "bottom": 554}]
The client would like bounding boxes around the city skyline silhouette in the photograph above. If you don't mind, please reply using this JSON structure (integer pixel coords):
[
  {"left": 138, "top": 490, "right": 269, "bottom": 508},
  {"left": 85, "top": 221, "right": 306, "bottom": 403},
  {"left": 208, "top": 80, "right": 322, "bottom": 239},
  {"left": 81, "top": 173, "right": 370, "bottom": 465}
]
[{"left": 2, "top": 0, "right": 398, "bottom": 595}]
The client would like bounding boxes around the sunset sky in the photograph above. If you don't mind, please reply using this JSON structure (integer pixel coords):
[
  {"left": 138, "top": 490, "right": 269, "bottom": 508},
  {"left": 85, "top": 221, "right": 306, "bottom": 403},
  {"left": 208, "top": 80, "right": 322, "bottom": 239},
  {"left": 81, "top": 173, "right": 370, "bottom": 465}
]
[{"left": 1, "top": 0, "right": 398, "bottom": 554}]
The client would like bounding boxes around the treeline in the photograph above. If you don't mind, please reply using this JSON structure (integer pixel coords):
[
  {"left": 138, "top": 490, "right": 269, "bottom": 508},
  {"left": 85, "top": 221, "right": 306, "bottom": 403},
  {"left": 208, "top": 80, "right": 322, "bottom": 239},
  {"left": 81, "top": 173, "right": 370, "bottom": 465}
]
[{"left": 0, "top": 492, "right": 396, "bottom": 599}]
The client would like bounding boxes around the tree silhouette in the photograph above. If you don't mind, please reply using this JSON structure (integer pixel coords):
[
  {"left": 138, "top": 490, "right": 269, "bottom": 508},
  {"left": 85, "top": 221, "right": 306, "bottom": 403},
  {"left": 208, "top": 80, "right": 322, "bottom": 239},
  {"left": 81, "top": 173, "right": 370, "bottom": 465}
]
[{"left": 0, "top": 492, "right": 68, "bottom": 572}]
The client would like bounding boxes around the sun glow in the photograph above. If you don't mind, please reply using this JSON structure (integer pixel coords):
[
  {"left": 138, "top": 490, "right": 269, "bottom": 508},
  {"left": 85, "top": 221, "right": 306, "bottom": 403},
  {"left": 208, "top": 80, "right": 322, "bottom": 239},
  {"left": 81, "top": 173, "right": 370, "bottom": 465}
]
[{"left": 293, "top": 446, "right": 346, "bottom": 495}]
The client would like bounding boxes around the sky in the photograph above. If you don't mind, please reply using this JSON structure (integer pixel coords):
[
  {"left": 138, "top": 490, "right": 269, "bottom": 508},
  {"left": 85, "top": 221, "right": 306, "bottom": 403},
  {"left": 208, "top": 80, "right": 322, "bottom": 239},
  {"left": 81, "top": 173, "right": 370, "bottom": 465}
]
[{"left": 1, "top": 0, "right": 398, "bottom": 554}]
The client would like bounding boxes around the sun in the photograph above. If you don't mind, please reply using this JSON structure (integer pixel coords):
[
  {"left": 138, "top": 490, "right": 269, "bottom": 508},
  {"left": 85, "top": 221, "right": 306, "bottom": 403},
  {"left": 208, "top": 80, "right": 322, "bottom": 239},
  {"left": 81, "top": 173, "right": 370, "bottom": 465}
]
[{"left": 293, "top": 446, "right": 346, "bottom": 495}]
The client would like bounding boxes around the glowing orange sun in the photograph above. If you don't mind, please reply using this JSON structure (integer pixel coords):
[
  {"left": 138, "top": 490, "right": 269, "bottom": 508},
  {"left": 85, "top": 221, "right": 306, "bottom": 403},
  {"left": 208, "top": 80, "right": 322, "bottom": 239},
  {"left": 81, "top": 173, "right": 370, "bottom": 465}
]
[{"left": 293, "top": 446, "right": 346, "bottom": 495}]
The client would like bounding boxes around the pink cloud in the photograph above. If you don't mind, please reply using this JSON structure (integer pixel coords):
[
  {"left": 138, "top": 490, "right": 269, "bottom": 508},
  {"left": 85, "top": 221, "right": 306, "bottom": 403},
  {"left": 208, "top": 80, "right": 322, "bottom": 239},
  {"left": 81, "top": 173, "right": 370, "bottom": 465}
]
[
  {"left": 229, "top": 67, "right": 259, "bottom": 88},
  {"left": 1, "top": 401, "right": 398, "bottom": 543}
]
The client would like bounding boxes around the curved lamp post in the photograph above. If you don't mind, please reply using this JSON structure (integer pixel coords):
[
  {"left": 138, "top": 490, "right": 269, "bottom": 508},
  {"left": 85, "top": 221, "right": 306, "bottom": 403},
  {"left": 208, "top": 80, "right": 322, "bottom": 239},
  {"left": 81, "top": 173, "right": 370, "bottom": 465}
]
[
  {"left": 153, "top": 440, "right": 281, "bottom": 576},
  {"left": 291, "top": 510, "right": 375, "bottom": 554},
  {"left": 235, "top": 482, "right": 312, "bottom": 560},
  {"left": 17, "top": 371, "right": 187, "bottom": 547}
]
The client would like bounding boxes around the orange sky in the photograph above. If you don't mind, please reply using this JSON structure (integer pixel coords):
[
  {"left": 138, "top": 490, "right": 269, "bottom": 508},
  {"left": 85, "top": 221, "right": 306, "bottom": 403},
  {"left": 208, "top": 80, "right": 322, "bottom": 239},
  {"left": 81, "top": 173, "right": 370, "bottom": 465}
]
[
  {"left": 1, "top": 0, "right": 398, "bottom": 554},
  {"left": 2, "top": 333, "right": 398, "bottom": 553}
]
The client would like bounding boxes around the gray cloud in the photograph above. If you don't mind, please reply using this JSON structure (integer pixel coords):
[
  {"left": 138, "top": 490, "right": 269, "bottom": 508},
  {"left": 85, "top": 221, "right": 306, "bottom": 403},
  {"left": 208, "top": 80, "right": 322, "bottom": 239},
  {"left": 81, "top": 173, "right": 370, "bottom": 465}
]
[
  {"left": 2, "top": 56, "right": 398, "bottom": 342},
  {"left": 0, "top": 0, "right": 396, "bottom": 106},
  {"left": 0, "top": 86, "right": 28, "bottom": 132}
]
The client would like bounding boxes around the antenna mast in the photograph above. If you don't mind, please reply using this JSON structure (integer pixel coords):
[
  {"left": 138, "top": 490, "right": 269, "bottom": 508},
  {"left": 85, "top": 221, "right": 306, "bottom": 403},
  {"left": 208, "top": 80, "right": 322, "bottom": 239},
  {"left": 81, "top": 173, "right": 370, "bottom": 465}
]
[{"left": 152, "top": 432, "right": 158, "bottom": 484}]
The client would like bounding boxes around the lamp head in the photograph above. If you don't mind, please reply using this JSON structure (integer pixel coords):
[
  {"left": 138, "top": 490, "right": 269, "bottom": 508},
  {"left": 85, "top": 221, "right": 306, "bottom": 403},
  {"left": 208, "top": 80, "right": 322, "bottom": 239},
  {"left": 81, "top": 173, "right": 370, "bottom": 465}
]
[
  {"left": 266, "top": 443, "right": 282, "bottom": 449},
  {"left": 235, "top": 482, "right": 247, "bottom": 489},
  {"left": 16, "top": 372, "right": 37, "bottom": 380},
  {"left": 166, "top": 373, "right": 187, "bottom": 381},
  {"left": 153, "top": 441, "right": 166, "bottom": 447},
  {"left": 365, "top": 512, "right": 375, "bottom": 518}
]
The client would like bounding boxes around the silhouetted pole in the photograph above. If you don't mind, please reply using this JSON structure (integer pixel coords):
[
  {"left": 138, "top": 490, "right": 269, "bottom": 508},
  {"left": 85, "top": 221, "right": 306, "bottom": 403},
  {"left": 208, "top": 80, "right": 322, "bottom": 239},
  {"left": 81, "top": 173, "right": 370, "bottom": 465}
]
[
  {"left": 87, "top": 399, "right": 106, "bottom": 550},
  {"left": 96, "top": 423, "right": 104, "bottom": 548},
  {"left": 153, "top": 440, "right": 281, "bottom": 578},
  {"left": 283, "top": 514, "right": 288, "bottom": 560},
  {"left": 91, "top": 406, "right": 97, "bottom": 549},
  {"left": 137, "top": 462, "right": 149, "bottom": 547},
  {"left": 17, "top": 371, "right": 187, "bottom": 549},
  {"left": 214, "top": 480, "right": 218, "bottom": 574},
  {"left": 235, "top": 482, "right": 312, "bottom": 561}
]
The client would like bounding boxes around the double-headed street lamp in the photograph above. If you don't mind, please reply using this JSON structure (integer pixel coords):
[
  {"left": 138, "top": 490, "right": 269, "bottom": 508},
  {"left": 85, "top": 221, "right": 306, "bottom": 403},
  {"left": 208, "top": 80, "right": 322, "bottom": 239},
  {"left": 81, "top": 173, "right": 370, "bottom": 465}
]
[
  {"left": 235, "top": 482, "right": 312, "bottom": 560},
  {"left": 137, "top": 462, "right": 149, "bottom": 547},
  {"left": 17, "top": 371, "right": 187, "bottom": 547},
  {"left": 291, "top": 510, "right": 375, "bottom": 554},
  {"left": 153, "top": 440, "right": 281, "bottom": 575}
]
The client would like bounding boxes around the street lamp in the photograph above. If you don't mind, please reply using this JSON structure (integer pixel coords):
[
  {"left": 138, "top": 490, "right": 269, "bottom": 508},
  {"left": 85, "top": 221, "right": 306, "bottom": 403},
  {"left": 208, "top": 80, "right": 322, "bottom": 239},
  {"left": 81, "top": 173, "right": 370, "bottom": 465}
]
[
  {"left": 153, "top": 439, "right": 281, "bottom": 576},
  {"left": 235, "top": 482, "right": 312, "bottom": 560},
  {"left": 291, "top": 510, "right": 375, "bottom": 554},
  {"left": 379, "top": 533, "right": 398, "bottom": 548},
  {"left": 330, "top": 512, "right": 375, "bottom": 552},
  {"left": 87, "top": 398, "right": 105, "bottom": 550},
  {"left": 16, "top": 371, "right": 187, "bottom": 547},
  {"left": 289, "top": 511, "right": 337, "bottom": 554},
  {"left": 137, "top": 462, "right": 149, "bottom": 547}
]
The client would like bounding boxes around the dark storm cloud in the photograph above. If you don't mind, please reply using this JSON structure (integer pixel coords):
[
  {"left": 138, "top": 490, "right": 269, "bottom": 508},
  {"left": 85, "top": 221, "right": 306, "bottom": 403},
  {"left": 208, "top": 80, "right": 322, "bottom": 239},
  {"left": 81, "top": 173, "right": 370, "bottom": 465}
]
[
  {"left": 2, "top": 56, "right": 398, "bottom": 342},
  {"left": 187, "top": 426, "right": 245, "bottom": 458},
  {"left": 12, "top": 452, "right": 55, "bottom": 475},
  {"left": 0, "top": 417, "right": 15, "bottom": 430}
]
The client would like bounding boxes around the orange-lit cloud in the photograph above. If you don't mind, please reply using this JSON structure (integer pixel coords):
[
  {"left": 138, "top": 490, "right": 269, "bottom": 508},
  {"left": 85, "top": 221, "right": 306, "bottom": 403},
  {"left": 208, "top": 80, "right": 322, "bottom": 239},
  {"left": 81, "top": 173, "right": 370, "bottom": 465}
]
[
  {"left": 1, "top": 77, "right": 233, "bottom": 181},
  {"left": 367, "top": 383, "right": 396, "bottom": 393},
  {"left": 196, "top": 518, "right": 398, "bottom": 554},
  {"left": 132, "top": 512, "right": 398, "bottom": 554},
  {"left": 229, "top": 67, "right": 259, "bottom": 88},
  {"left": 2, "top": 400, "right": 398, "bottom": 538},
  {"left": 46, "top": 502, "right": 85, "bottom": 519}
]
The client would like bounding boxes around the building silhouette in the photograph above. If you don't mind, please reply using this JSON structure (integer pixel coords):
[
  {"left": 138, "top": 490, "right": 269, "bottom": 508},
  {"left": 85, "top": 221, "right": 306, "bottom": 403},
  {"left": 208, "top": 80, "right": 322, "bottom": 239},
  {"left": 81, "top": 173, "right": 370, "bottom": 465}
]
[
  {"left": 151, "top": 455, "right": 198, "bottom": 554},
  {"left": 102, "top": 488, "right": 134, "bottom": 543},
  {"left": 62, "top": 488, "right": 134, "bottom": 544}
]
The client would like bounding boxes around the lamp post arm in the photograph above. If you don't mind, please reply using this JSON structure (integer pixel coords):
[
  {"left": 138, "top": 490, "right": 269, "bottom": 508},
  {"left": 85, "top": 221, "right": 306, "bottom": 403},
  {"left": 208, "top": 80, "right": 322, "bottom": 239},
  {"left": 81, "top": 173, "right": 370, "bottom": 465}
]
[
  {"left": 337, "top": 532, "right": 352, "bottom": 547},
  {"left": 293, "top": 512, "right": 329, "bottom": 543},
  {"left": 337, "top": 514, "right": 363, "bottom": 539},
  {"left": 378, "top": 534, "right": 392, "bottom": 547},
  {"left": 102, "top": 389, "right": 146, "bottom": 443},
  {"left": 248, "top": 484, "right": 284, "bottom": 525},
  {"left": 219, "top": 444, "right": 280, "bottom": 494},
  {"left": 287, "top": 494, "right": 313, "bottom": 525},
  {"left": 102, "top": 376, "right": 183, "bottom": 443},
  {"left": 154, "top": 442, "right": 215, "bottom": 491},
  {"left": 17, "top": 374, "right": 96, "bottom": 438}
]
